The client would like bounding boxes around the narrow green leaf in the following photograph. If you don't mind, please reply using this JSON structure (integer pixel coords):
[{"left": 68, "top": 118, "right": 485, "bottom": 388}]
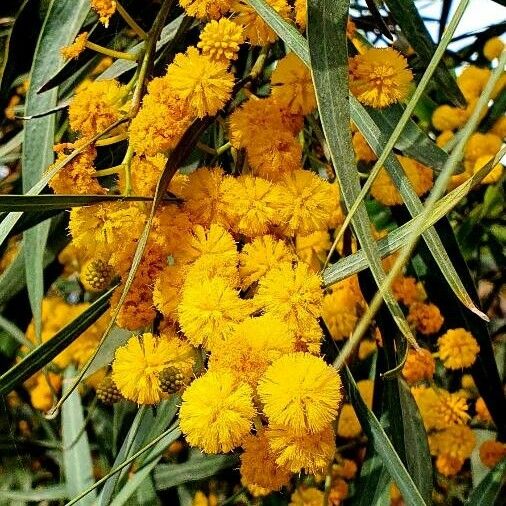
[
  {"left": 322, "top": 151, "right": 505, "bottom": 286},
  {"left": 0, "top": 485, "right": 68, "bottom": 502},
  {"left": 62, "top": 365, "right": 96, "bottom": 505},
  {"left": 352, "top": 453, "right": 390, "bottom": 506},
  {"left": 343, "top": 367, "right": 426, "bottom": 506},
  {"left": 154, "top": 454, "right": 239, "bottom": 491},
  {"left": 0, "top": 130, "right": 23, "bottom": 159},
  {"left": 465, "top": 458, "right": 506, "bottom": 505},
  {"left": 307, "top": 0, "right": 414, "bottom": 343},
  {"left": 97, "top": 15, "right": 186, "bottom": 81},
  {"left": 383, "top": 0, "right": 465, "bottom": 107},
  {"left": 22, "top": 0, "right": 90, "bottom": 341},
  {"left": 0, "top": 194, "right": 174, "bottom": 212},
  {"left": 0, "top": 314, "right": 32, "bottom": 348},
  {"left": 0, "top": 286, "right": 115, "bottom": 396}
]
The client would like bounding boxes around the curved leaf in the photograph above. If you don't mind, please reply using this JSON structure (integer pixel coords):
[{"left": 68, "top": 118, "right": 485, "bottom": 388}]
[{"left": 465, "top": 458, "right": 506, "bottom": 505}]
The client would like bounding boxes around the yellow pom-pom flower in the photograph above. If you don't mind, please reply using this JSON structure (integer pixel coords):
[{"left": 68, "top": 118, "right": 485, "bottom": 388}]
[
  {"left": 112, "top": 333, "right": 189, "bottom": 405},
  {"left": 177, "top": 275, "right": 253, "bottom": 350},
  {"left": 256, "top": 262, "right": 323, "bottom": 334},
  {"left": 407, "top": 302, "right": 444, "bottom": 335},
  {"left": 402, "top": 348, "right": 435, "bottom": 384},
  {"left": 91, "top": 0, "right": 116, "bottom": 27},
  {"left": 179, "top": 0, "right": 232, "bottom": 19},
  {"left": 209, "top": 314, "right": 295, "bottom": 386},
  {"left": 266, "top": 423, "right": 336, "bottom": 473},
  {"left": 289, "top": 487, "right": 324, "bottom": 506},
  {"left": 431, "top": 104, "right": 469, "bottom": 132},
  {"left": 483, "top": 37, "right": 505, "bottom": 61},
  {"left": 153, "top": 264, "right": 187, "bottom": 321},
  {"left": 179, "top": 370, "right": 255, "bottom": 453},
  {"left": 429, "top": 425, "right": 476, "bottom": 461},
  {"left": 438, "top": 328, "right": 480, "bottom": 369},
  {"left": 479, "top": 440, "right": 506, "bottom": 468},
  {"left": 197, "top": 18, "right": 244, "bottom": 63},
  {"left": 240, "top": 432, "right": 292, "bottom": 494},
  {"left": 167, "top": 47, "right": 234, "bottom": 118},
  {"left": 258, "top": 352, "right": 342, "bottom": 433},
  {"left": 239, "top": 235, "right": 293, "bottom": 288},
  {"left": 220, "top": 175, "right": 286, "bottom": 236},
  {"left": 271, "top": 53, "right": 316, "bottom": 115},
  {"left": 349, "top": 47, "right": 413, "bottom": 108},
  {"left": 295, "top": 231, "right": 332, "bottom": 272},
  {"left": 276, "top": 170, "right": 335, "bottom": 236}
]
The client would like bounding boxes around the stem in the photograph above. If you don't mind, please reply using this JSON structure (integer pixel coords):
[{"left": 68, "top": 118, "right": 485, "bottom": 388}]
[
  {"left": 117, "top": 1, "right": 148, "bottom": 39},
  {"left": 93, "top": 165, "right": 124, "bottom": 177},
  {"left": 196, "top": 142, "right": 217, "bottom": 155},
  {"left": 95, "top": 132, "right": 129, "bottom": 147},
  {"left": 216, "top": 141, "right": 232, "bottom": 155},
  {"left": 85, "top": 40, "right": 138, "bottom": 61},
  {"left": 121, "top": 145, "right": 134, "bottom": 195}
]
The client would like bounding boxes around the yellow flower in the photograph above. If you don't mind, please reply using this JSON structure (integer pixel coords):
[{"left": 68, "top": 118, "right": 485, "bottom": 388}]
[
  {"left": 258, "top": 352, "right": 342, "bottom": 433},
  {"left": 475, "top": 397, "right": 492, "bottom": 423},
  {"left": 49, "top": 143, "right": 105, "bottom": 195},
  {"left": 153, "top": 264, "right": 187, "bottom": 321},
  {"left": 491, "top": 115, "right": 506, "bottom": 139},
  {"left": 231, "top": 0, "right": 291, "bottom": 46},
  {"left": 220, "top": 175, "right": 286, "bottom": 236},
  {"left": 402, "top": 348, "right": 435, "bottom": 384},
  {"left": 209, "top": 314, "right": 295, "bottom": 386},
  {"left": 29, "top": 373, "right": 61, "bottom": 412},
  {"left": 294, "top": 0, "right": 307, "bottom": 30},
  {"left": 431, "top": 104, "right": 469, "bottom": 131},
  {"left": 349, "top": 47, "right": 413, "bottom": 108},
  {"left": 435, "top": 454, "right": 464, "bottom": 477},
  {"left": 436, "top": 130, "right": 454, "bottom": 148},
  {"left": 484, "top": 37, "right": 505, "bottom": 61},
  {"left": 457, "top": 66, "right": 491, "bottom": 100},
  {"left": 429, "top": 425, "right": 476, "bottom": 461},
  {"left": 391, "top": 275, "right": 424, "bottom": 306},
  {"left": 464, "top": 132, "right": 502, "bottom": 163},
  {"left": 276, "top": 170, "right": 335, "bottom": 236},
  {"left": 179, "top": 370, "right": 255, "bottom": 453},
  {"left": 246, "top": 129, "right": 302, "bottom": 181},
  {"left": 180, "top": 167, "right": 228, "bottom": 227},
  {"left": 177, "top": 275, "right": 253, "bottom": 350},
  {"left": 228, "top": 96, "right": 303, "bottom": 149},
  {"left": 91, "top": 0, "right": 117, "bottom": 27},
  {"left": 289, "top": 487, "right": 324, "bottom": 506},
  {"left": 479, "top": 440, "right": 506, "bottom": 468},
  {"left": 371, "top": 156, "right": 433, "bottom": 206},
  {"left": 358, "top": 339, "right": 377, "bottom": 360},
  {"left": 112, "top": 333, "right": 187, "bottom": 405},
  {"left": 256, "top": 262, "right": 323, "bottom": 334},
  {"left": 438, "top": 328, "right": 479, "bottom": 369},
  {"left": 197, "top": 19, "right": 244, "bottom": 63},
  {"left": 239, "top": 235, "right": 293, "bottom": 288},
  {"left": 271, "top": 53, "right": 316, "bottom": 115},
  {"left": 179, "top": 0, "right": 232, "bottom": 19},
  {"left": 69, "top": 79, "right": 125, "bottom": 137},
  {"left": 266, "top": 423, "right": 336, "bottom": 473},
  {"left": 295, "top": 231, "right": 331, "bottom": 272},
  {"left": 240, "top": 432, "right": 292, "bottom": 494},
  {"left": 407, "top": 302, "right": 444, "bottom": 335},
  {"left": 473, "top": 155, "right": 503, "bottom": 185},
  {"left": 167, "top": 47, "right": 234, "bottom": 118},
  {"left": 61, "top": 32, "right": 88, "bottom": 60},
  {"left": 333, "top": 458, "right": 358, "bottom": 480}
]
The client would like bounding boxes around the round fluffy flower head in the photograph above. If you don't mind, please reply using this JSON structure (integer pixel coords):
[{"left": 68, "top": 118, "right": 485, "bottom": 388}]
[
  {"left": 69, "top": 79, "right": 125, "bottom": 137},
  {"left": 186, "top": 223, "right": 237, "bottom": 268},
  {"left": 371, "top": 156, "right": 433, "bottom": 206},
  {"left": 231, "top": 0, "right": 291, "bottom": 46},
  {"left": 475, "top": 397, "right": 492, "bottom": 423},
  {"left": 153, "top": 264, "right": 187, "bottom": 320},
  {"left": 353, "top": 130, "right": 377, "bottom": 162},
  {"left": 296, "top": 231, "right": 331, "bottom": 272},
  {"left": 431, "top": 104, "right": 469, "bottom": 132},
  {"left": 91, "top": 0, "right": 116, "bottom": 27},
  {"left": 258, "top": 352, "right": 342, "bottom": 433},
  {"left": 277, "top": 170, "right": 335, "bottom": 236},
  {"left": 407, "top": 302, "right": 444, "bottom": 335},
  {"left": 240, "top": 432, "right": 292, "bottom": 494},
  {"left": 167, "top": 47, "right": 234, "bottom": 118},
  {"left": 177, "top": 275, "right": 253, "bottom": 350},
  {"left": 464, "top": 132, "right": 502, "bottom": 163},
  {"left": 392, "top": 275, "right": 424, "bottom": 306},
  {"left": 209, "top": 314, "right": 295, "bottom": 386},
  {"left": 491, "top": 116, "right": 506, "bottom": 140},
  {"left": 271, "top": 53, "right": 316, "bottom": 115},
  {"left": 474, "top": 155, "right": 503, "bottom": 185},
  {"left": 179, "top": 0, "right": 232, "bottom": 19},
  {"left": 197, "top": 19, "right": 244, "bottom": 63},
  {"left": 266, "top": 424, "right": 336, "bottom": 474},
  {"left": 402, "top": 348, "right": 435, "bottom": 384},
  {"left": 429, "top": 425, "right": 476, "bottom": 461},
  {"left": 435, "top": 390, "right": 470, "bottom": 427},
  {"left": 349, "top": 47, "right": 413, "bottom": 108},
  {"left": 180, "top": 167, "right": 228, "bottom": 226},
  {"left": 458, "top": 66, "right": 491, "bottom": 100},
  {"left": 112, "top": 333, "right": 182, "bottom": 405},
  {"left": 179, "top": 370, "right": 255, "bottom": 453},
  {"left": 438, "top": 328, "right": 479, "bottom": 369},
  {"left": 289, "top": 487, "right": 324, "bottom": 506},
  {"left": 479, "top": 440, "right": 506, "bottom": 468},
  {"left": 220, "top": 175, "right": 286, "bottom": 236},
  {"left": 323, "top": 283, "right": 363, "bottom": 341},
  {"left": 484, "top": 37, "right": 505, "bottom": 61},
  {"left": 256, "top": 262, "right": 324, "bottom": 333},
  {"left": 435, "top": 454, "right": 464, "bottom": 477},
  {"left": 239, "top": 235, "right": 293, "bottom": 288}
]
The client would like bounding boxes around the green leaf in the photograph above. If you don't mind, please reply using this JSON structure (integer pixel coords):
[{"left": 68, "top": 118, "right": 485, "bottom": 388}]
[
  {"left": 0, "top": 285, "right": 115, "bottom": 396},
  {"left": 307, "top": 0, "right": 414, "bottom": 343},
  {"left": 343, "top": 367, "right": 426, "bottom": 506},
  {"left": 154, "top": 454, "right": 239, "bottom": 491},
  {"left": 352, "top": 453, "right": 391, "bottom": 506},
  {"left": 0, "top": 130, "right": 23, "bottom": 159},
  {"left": 0, "top": 194, "right": 170, "bottom": 212},
  {"left": 465, "top": 458, "right": 506, "bottom": 505},
  {"left": 0, "top": 485, "right": 68, "bottom": 502},
  {"left": 62, "top": 365, "right": 96, "bottom": 505},
  {"left": 383, "top": 0, "right": 465, "bottom": 107},
  {"left": 97, "top": 15, "right": 186, "bottom": 81},
  {"left": 22, "top": 0, "right": 90, "bottom": 342}
]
